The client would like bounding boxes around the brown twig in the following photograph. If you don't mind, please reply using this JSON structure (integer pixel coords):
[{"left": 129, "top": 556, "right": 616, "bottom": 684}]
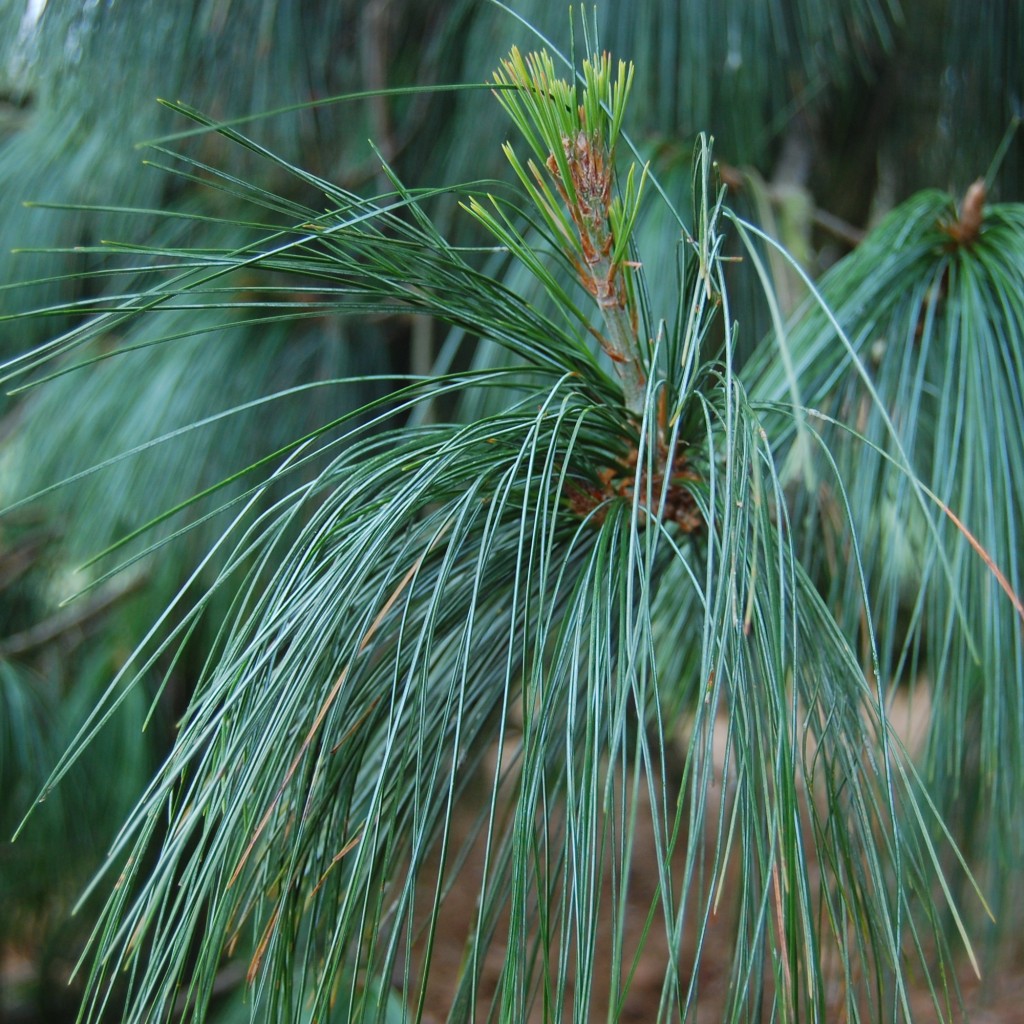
[{"left": 0, "top": 570, "right": 149, "bottom": 658}]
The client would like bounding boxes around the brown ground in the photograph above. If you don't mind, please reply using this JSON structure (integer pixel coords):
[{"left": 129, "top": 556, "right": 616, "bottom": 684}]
[
  {"left": 408, "top": 797, "right": 1024, "bottom": 1023},
  {"left": 403, "top": 699, "right": 1024, "bottom": 1023}
]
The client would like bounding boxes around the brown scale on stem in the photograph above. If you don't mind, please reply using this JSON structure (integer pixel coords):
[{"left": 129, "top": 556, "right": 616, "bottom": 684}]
[
  {"left": 540, "top": 123, "right": 647, "bottom": 413},
  {"left": 940, "top": 177, "right": 986, "bottom": 247},
  {"left": 910, "top": 179, "right": 987, "bottom": 342},
  {"left": 565, "top": 442, "right": 703, "bottom": 533},
  {"left": 545, "top": 126, "right": 624, "bottom": 312},
  {"left": 567, "top": 396, "right": 703, "bottom": 533}
]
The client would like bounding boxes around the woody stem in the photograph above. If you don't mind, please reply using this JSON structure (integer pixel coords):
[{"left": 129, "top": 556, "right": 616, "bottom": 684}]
[{"left": 595, "top": 288, "right": 647, "bottom": 415}]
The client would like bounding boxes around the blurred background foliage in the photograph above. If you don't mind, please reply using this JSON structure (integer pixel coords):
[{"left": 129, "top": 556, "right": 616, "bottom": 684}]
[{"left": 0, "top": 0, "right": 1021, "bottom": 1020}]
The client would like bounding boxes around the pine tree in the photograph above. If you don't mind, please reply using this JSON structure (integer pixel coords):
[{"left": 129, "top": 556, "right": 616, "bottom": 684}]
[{"left": 1, "top": 2, "right": 1021, "bottom": 1021}]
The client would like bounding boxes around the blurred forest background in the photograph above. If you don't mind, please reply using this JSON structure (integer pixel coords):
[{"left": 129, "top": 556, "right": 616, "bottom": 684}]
[{"left": 0, "top": 0, "right": 1022, "bottom": 1021}]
